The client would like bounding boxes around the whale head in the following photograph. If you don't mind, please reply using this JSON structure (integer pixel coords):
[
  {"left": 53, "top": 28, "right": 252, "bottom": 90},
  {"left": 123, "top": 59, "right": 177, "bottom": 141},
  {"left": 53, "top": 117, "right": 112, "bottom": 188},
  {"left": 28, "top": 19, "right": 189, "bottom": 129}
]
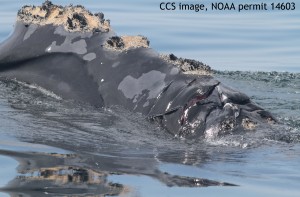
[
  {"left": 149, "top": 75, "right": 276, "bottom": 139},
  {"left": 0, "top": 1, "right": 277, "bottom": 139}
]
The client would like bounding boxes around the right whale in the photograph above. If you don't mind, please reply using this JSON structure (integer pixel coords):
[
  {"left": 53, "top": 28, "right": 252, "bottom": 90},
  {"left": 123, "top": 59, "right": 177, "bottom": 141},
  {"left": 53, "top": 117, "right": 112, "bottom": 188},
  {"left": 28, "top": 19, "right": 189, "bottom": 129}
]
[{"left": 0, "top": 1, "right": 276, "bottom": 138}]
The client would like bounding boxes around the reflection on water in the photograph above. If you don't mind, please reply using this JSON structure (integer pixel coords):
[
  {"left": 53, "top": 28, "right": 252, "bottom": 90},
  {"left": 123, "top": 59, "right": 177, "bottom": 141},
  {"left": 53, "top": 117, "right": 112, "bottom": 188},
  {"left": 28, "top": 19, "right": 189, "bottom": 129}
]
[
  {"left": 0, "top": 151, "right": 125, "bottom": 196},
  {"left": 0, "top": 149, "right": 237, "bottom": 197}
]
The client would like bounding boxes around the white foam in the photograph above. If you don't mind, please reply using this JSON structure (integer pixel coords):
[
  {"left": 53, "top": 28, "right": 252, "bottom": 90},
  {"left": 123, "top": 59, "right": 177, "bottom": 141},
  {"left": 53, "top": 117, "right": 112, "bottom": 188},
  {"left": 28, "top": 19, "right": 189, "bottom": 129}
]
[{"left": 12, "top": 79, "right": 62, "bottom": 100}]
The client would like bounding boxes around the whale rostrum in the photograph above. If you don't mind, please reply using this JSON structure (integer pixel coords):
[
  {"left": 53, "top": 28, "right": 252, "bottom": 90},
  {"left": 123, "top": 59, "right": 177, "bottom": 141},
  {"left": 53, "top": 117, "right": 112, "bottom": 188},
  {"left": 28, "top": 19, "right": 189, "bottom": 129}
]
[{"left": 0, "top": 1, "right": 276, "bottom": 138}]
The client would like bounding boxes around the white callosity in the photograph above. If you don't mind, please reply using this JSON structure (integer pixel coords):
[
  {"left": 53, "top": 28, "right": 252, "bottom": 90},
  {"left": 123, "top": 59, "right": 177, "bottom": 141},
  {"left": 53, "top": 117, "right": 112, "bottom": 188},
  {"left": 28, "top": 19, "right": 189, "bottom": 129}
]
[{"left": 17, "top": 1, "right": 110, "bottom": 32}]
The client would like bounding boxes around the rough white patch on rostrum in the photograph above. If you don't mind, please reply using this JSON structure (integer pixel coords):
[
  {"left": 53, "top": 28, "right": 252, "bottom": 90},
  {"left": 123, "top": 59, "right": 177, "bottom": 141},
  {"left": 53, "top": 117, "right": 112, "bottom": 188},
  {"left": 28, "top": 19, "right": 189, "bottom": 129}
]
[
  {"left": 104, "top": 35, "right": 149, "bottom": 52},
  {"left": 17, "top": 2, "right": 111, "bottom": 33},
  {"left": 205, "top": 126, "right": 220, "bottom": 138}
]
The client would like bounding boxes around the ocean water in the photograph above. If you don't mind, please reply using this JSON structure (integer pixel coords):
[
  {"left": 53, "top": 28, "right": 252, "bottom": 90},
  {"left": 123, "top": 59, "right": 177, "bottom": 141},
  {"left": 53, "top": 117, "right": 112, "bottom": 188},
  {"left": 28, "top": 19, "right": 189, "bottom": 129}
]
[{"left": 0, "top": 0, "right": 299, "bottom": 197}]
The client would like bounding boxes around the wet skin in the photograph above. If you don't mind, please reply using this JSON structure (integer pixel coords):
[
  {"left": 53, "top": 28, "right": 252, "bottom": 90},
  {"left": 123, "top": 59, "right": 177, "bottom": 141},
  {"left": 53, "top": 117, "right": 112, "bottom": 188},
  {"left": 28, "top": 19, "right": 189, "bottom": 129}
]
[{"left": 0, "top": 22, "right": 275, "bottom": 138}]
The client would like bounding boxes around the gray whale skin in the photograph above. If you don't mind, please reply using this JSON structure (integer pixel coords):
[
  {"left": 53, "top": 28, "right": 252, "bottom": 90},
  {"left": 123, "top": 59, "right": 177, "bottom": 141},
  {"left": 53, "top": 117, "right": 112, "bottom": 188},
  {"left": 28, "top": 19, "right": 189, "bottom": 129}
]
[{"left": 0, "top": 1, "right": 275, "bottom": 138}]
